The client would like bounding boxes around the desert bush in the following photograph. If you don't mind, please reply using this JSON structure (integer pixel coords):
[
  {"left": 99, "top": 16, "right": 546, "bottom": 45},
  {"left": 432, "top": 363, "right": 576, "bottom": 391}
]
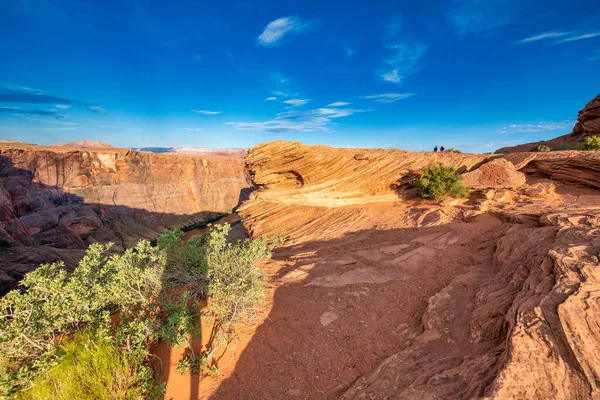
[
  {"left": 531, "top": 144, "right": 551, "bottom": 152},
  {"left": 415, "top": 163, "right": 469, "bottom": 201},
  {"left": 1, "top": 223, "right": 282, "bottom": 397},
  {"left": 583, "top": 136, "right": 600, "bottom": 150},
  {"left": 17, "top": 330, "right": 147, "bottom": 400},
  {"left": 444, "top": 148, "right": 462, "bottom": 153}
]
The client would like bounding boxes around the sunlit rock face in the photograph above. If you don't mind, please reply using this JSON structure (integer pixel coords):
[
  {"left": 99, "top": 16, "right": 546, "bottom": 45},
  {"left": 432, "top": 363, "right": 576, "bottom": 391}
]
[{"left": 0, "top": 144, "right": 250, "bottom": 294}]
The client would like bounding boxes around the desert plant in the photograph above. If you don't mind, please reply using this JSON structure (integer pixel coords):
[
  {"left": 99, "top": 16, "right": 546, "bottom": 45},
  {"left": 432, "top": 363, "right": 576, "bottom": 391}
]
[
  {"left": 583, "top": 136, "right": 600, "bottom": 150},
  {"left": 531, "top": 144, "right": 551, "bottom": 152},
  {"left": 17, "top": 330, "right": 149, "bottom": 400},
  {"left": 176, "top": 351, "right": 206, "bottom": 375},
  {"left": 415, "top": 163, "right": 469, "bottom": 201},
  {"left": 444, "top": 148, "right": 462, "bottom": 153}
]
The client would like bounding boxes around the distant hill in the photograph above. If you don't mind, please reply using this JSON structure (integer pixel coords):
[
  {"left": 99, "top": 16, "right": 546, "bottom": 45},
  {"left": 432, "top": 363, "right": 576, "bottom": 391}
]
[{"left": 53, "top": 140, "right": 115, "bottom": 148}]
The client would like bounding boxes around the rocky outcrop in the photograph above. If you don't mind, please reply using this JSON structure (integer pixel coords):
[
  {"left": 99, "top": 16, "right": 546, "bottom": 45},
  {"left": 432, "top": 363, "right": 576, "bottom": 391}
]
[
  {"left": 246, "top": 141, "right": 491, "bottom": 206},
  {"left": 222, "top": 141, "right": 600, "bottom": 400},
  {"left": 0, "top": 144, "right": 249, "bottom": 294},
  {"left": 496, "top": 94, "right": 600, "bottom": 153}
]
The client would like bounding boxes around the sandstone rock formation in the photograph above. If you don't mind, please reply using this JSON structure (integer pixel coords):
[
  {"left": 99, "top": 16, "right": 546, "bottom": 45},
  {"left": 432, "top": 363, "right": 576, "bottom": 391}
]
[
  {"left": 206, "top": 140, "right": 600, "bottom": 400},
  {"left": 0, "top": 144, "right": 249, "bottom": 294},
  {"left": 496, "top": 94, "right": 600, "bottom": 153}
]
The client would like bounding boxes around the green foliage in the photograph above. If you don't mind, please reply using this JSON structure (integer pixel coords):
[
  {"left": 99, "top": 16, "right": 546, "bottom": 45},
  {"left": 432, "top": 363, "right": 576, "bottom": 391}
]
[
  {"left": 176, "top": 351, "right": 206, "bottom": 375},
  {"left": 0, "top": 222, "right": 282, "bottom": 397},
  {"left": 444, "top": 148, "right": 462, "bottom": 153},
  {"left": 415, "top": 163, "right": 470, "bottom": 201},
  {"left": 16, "top": 330, "right": 148, "bottom": 400},
  {"left": 531, "top": 144, "right": 551, "bottom": 152},
  {"left": 0, "top": 241, "right": 165, "bottom": 397},
  {"left": 583, "top": 136, "right": 600, "bottom": 150},
  {"left": 155, "top": 292, "right": 201, "bottom": 347},
  {"left": 208, "top": 364, "right": 220, "bottom": 378}
]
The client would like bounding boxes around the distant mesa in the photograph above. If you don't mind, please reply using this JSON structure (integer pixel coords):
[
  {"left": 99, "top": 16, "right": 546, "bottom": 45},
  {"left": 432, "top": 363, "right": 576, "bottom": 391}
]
[
  {"left": 53, "top": 140, "right": 115, "bottom": 148},
  {"left": 496, "top": 94, "right": 600, "bottom": 153},
  {"left": 0, "top": 139, "right": 25, "bottom": 144}
]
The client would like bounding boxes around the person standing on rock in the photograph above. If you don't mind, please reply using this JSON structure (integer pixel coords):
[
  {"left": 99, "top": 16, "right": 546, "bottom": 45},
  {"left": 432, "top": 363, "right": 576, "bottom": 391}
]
[
  {"left": 434, "top": 146, "right": 438, "bottom": 152},
  {"left": 440, "top": 146, "right": 445, "bottom": 152}
]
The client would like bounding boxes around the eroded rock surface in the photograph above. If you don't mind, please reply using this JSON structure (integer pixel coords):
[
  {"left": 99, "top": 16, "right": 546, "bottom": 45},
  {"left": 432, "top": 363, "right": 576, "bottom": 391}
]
[
  {"left": 0, "top": 144, "right": 249, "bottom": 293},
  {"left": 209, "top": 140, "right": 600, "bottom": 400}
]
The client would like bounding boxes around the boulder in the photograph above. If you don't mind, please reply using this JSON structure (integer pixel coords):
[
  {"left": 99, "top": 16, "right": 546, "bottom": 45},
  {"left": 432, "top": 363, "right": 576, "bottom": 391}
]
[{"left": 461, "top": 159, "right": 526, "bottom": 189}]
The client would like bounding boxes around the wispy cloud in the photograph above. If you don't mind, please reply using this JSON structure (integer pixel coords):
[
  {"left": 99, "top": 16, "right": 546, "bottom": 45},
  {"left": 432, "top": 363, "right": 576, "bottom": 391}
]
[
  {"left": 517, "top": 30, "right": 600, "bottom": 45},
  {"left": 264, "top": 96, "right": 277, "bottom": 101},
  {"left": 89, "top": 105, "right": 107, "bottom": 114},
  {"left": 191, "top": 110, "right": 222, "bottom": 115},
  {"left": 556, "top": 31, "right": 600, "bottom": 44},
  {"left": 193, "top": 53, "right": 201, "bottom": 61},
  {"left": 129, "top": 128, "right": 141, "bottom": 133},
  {"left": 379, "top": 17, "right": 428, "bottom": 85},
  {"left": 0, "top": 106, "right": 67, "bottom": 118},
  {"left": 283, "top": 98, "right": 310, "bottom": 107},
  {"left": 257, "top": 16, "right": 311, "bottom": 47},
  {"left": 0, "top": 87, "right": 104, "bottom": 115},
  {"left": 227, "top": 106, "right": 368, "bottom": 133},
  {"left": 498, "top": 121, "right": 573, "bottom": 134},
  {"left": 449, "top": 0, "right": 511, "bottom": 35},
  {"left": 183, "top": 128, "right": 203, "bottom": 132},
  {"left": 45, "top": 127, "right": 80, "bottom": 131},
  {"left": 364, "top": 93, "right": 414, "bottom": 103},
  {"left": 327, "top": 101, "right": 350, "bottom": 107},
  {"left": 590, "top": 50, "right": 600, "bottom": 61}
]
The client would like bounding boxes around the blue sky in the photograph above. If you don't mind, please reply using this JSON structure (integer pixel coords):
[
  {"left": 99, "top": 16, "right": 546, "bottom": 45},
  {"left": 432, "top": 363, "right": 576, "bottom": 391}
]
[{"left": 0, "top": 0, "right": 599, "bottom": 153}]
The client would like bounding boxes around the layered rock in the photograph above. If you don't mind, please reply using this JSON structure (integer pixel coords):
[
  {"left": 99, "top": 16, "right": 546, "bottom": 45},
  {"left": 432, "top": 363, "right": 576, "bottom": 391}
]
[
  {"left": 0, "top": 144, "right": 249, "bottom": 294},
  {"left": 496, "top": 94, "right": 600, "bottom": 153}
]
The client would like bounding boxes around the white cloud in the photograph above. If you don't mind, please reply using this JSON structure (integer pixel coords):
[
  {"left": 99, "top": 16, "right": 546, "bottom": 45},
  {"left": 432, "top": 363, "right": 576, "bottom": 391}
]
[
  {"left": 364, "top": 93, "right": 414, "bottom": 103},
  {"left": 517, "top": 30, "right": 600, "bottom": 45},
  {"left": 264, "top": 97, "right": 277, "bottom": 101},
  {"left": 379, "top": 17, "right": 428, "bottom": 85},
  {"left": 183, "top": 128, "right": 203, "bottom": 132},
  {"left": 283, "top": 98, "right": 310, "bottom": 107},
  {"left": 381, "top": 69, "right": 402, "bottom": 83},
  {"left": 54, "top": 104, "right": 71, "bottom": 110},
  {"left": 227, "top": 107, "right": 368, "bottom": 133},
  {"left": 191, "top": 110, "right": 222, "bottom": 115},
  {"left": 449, "top": 0, "right": 512, "bottom": 35},
  {"left": 257, "top": 16, "right": 311, "bottom": 46},
  {"left": 498, "top": 121, "right": 573, "bottom": 134},
  {"left": 129, "top": 128, "right": 142, "bottom": 133},
  {"left": 89, "top": 105, "right": 107, "bottom": 114},
  {"left": 327, "top": 102, "right": 350, "bottom": 107},
  {"left": 556, "top": 31, "right": 600, "bottom": 44}
]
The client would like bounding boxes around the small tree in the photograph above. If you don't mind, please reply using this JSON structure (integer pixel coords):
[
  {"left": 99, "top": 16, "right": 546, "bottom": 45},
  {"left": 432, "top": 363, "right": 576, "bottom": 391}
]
[
  {"left": 415, "top": 163, "right": 469, "bottom": 201},
  {"left": 531, "top": 144, "right": 551, "bottom": 152},
  {"left": 583, "top": 136, "right": 600, "bottom": 151}
]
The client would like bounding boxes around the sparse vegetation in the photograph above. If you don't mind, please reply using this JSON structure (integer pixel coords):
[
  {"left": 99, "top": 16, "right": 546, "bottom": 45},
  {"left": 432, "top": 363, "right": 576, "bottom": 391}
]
[
  {"left": 444, "top": 148, "right": 462, "bottom": 153},
  {"left": 415, "top": 163, "right": 469, "bottom": 201},
  {"left": 531, "top": 144, "right": 551, "bottom": 152},
  {"left": 0, "top": 223, "right": 281, "bottom": 399},
  {"left": 583, "top": 136, "right": 600, "bottom": 150},
  {"left": 552, "top": 143, "right": 583, "bottom": 151}
]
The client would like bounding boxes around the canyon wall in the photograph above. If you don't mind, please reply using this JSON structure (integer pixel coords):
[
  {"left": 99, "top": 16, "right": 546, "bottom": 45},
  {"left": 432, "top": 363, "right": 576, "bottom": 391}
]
[{"left": 0, "top": 145, "right": 250, "bottom": 294}]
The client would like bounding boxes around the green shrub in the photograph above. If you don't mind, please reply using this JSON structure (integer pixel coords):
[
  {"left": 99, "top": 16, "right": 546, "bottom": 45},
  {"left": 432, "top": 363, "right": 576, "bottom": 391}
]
[
  {"left": 583, "top": 136, "right": 600, "bottom": 150},
  {"left": 531, "top": 144, "right": 551, "bottom": 152},
  {"left": 0, "top": 223, "right": 282, "bottom": 397},
  {"left": 415, "top": 163, "right": 469, "bottom": 201},
  {"left": 444, "top": 148, "right": 462, "bottom": 153},
  {"left": 176, "top": 351, "right": 206, "bottom": 375},
  {"left": 17, "top": 330, "right": 148, "bottom": 400}
]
